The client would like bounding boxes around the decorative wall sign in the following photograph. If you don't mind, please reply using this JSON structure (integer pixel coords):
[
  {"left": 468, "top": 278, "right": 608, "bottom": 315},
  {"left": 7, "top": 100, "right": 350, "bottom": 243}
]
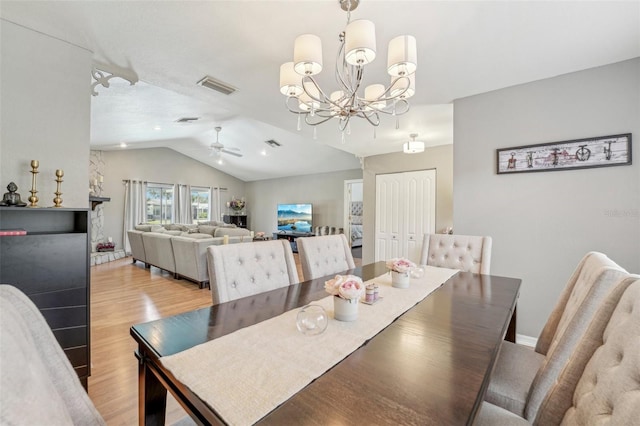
[{"left": 497, "top": 133, "right": 632, "bottom": 174}]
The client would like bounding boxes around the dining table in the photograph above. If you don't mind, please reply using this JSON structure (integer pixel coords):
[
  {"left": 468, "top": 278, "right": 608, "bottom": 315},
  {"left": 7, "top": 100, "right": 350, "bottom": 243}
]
[{"left": 130, "top": 261, "right": 521, "bottom": 425}]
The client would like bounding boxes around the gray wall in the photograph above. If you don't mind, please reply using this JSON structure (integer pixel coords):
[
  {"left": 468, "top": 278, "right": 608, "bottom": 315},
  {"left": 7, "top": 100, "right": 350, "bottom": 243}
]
[
  {"left": 100, "top": 147, "right": 246, "bottom": 250},
  {"left": 245, "top": 169, "right": 363, "bottom": 236},
  {"left": 362, "top": 144, "right": 454, "bottom": 263},
  {"left": 453, "top": 58, "right": 640, "bottom": 338},
  {"left": 1, "top": 21, "right": 91, "bottom": 208}
]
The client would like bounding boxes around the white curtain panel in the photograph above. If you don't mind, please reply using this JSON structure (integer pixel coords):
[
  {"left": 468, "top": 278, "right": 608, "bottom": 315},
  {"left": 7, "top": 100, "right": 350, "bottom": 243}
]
[
  {"left": 123, "top": 180, "right": 146, "bottom": 254},
  {"left": 212, "top": 187, "right": 227, "bottom": 222},
  {"left": 174, "top": 184, "right": 192, "bottom": 224}
]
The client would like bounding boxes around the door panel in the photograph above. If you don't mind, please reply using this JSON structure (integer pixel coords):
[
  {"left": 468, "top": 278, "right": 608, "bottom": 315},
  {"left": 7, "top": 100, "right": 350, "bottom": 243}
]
[{"left": 375, "top": 170, "right": 436, "bottom": 263}]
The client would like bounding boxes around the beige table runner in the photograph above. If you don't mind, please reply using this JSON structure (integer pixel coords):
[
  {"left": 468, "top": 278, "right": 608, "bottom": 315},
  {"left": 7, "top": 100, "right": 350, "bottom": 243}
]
[{"left": 161, "top": 266, "right": 458, "bottom": 425}]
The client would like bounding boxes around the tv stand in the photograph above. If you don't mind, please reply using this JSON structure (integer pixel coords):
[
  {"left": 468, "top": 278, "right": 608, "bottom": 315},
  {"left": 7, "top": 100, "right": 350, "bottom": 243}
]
[{"left": 273, "top": 231, "right": 314, "bottom": 253}]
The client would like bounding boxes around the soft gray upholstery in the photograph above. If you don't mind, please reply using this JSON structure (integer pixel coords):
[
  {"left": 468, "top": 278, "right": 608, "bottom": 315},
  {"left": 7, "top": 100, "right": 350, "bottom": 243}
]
[
  {"left": 206, "top": 239, "right": 299, "bottom": 305},
  {"left": 485, "top": 341, "right": 545, "bottom": 415},
  {"left": 172, "top": 235, "right": 252, "bottom": 288},
  {"left": 172, "top": 235, "right": 218, "bottom": 288},
  {"left": 127, "top": 229, "right": 147, "bottom": 265},
  {"left": 297, "top": 234, "right": 356, "bottom": 281},
  {"left": 214, "top": 227, "right": 251, "bottom": 238},
  {"left": 0, "top": 285, "right": 106, "bottom": 426},
  {"left": 141, "top": 232, "right": 176, "bottom": 275},
  {"left": 419, "top": 233, "right": 492, "bottom": 274},
  {"left": 475, "top": 275, "right": 639, "bottom": 426},
  {"left": 486, "top": 252, "right": 629, "bottom": 418}
]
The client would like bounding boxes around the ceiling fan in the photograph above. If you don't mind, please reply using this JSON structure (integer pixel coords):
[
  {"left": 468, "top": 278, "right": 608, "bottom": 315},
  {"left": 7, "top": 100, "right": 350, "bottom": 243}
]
[{"left": 209, "top": 126, "right": 242, "bottom": 158}]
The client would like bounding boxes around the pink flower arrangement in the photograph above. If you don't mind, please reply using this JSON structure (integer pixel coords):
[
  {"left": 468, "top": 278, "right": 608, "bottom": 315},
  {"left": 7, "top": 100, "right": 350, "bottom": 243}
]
[
  {"left": 386, "top": 258, "right": 416, "bottom": 273},
  {"left": 325, "top": 275, "right": 365, "bottom": 301}
]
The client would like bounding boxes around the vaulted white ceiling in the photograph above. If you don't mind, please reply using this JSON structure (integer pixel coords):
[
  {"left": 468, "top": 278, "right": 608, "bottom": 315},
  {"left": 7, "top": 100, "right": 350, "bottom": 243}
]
[{"left": 2, "top": 1, "right": 638, "bottom": 181}]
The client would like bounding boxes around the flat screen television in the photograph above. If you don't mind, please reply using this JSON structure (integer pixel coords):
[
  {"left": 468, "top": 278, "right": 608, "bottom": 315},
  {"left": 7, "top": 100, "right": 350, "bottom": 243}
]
[{"left": 277, "top": 203, "right": 312, "bottom": 233}]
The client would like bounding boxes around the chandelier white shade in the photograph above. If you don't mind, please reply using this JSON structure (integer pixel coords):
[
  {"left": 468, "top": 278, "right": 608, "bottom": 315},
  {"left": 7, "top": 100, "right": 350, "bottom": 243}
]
[{"left": 279, "top": 0, "right": 418, "bottom": 134}]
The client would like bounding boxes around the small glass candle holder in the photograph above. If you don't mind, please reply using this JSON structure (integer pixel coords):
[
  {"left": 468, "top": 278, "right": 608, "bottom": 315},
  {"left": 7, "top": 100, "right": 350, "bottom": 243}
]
[{"left": 296, "top": 304, "right": 328, "bottom": 336}]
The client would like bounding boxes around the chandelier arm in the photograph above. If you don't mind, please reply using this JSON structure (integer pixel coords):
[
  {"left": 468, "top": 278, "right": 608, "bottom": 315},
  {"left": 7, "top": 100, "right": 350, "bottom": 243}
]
[
  {"left": 284, "top": 96, "right": 304, "bottom": 114},
  {"left": 305, "top": 114, "right": 336, "bottom": 126},
  {"left": 368, "top": 99, "right": 411, "bottom": 116},
  {"left": 360, "top": 110, "right": 381, "bottom": 127},
  {"left": 338, "top": 116, "right": 351, "bottom": 132}
]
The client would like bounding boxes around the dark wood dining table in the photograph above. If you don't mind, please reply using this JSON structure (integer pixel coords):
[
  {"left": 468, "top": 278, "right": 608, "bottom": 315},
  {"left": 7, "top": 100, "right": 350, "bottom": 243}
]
[{"left": 130, "top": 262, "right": 520, "bottom": 425}]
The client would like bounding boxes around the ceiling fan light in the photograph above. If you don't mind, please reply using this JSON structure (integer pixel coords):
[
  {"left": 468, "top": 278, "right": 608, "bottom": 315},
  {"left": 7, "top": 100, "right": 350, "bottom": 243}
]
[
  {"left": 294, "top": 34, "right": 323, "bottom": 76},
  {"left": 279, "top": 62, "right": 303, "bottom": 96},
  {"left": 390, "top": 73, "right": 415, "bottom": 99},
  {"left": 345, "top": 19, "right": 376, "bottom": 66},
  {"left": 387, "top": 35, "right": 417, "bottom": 77}
]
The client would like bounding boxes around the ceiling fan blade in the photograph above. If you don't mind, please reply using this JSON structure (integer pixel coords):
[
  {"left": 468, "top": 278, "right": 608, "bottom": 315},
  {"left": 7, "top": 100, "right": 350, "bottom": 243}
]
[{"left": 222, "top": 149, "right": 243, "bottom": 158}]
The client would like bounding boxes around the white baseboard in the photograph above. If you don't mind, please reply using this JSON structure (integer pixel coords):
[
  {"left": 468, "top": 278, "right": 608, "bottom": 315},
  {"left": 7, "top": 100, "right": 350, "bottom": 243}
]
[{"left": 516, "top": 334, "right": 537, "bottom": 348}]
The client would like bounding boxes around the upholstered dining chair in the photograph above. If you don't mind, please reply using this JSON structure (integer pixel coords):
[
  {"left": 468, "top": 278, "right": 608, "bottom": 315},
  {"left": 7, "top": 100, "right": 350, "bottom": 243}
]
[
  {"left": 0, "top": 284, "right": 106, "bottom": 425},
  {"left": 206, "top": 239, "right": 299, "bottom": 305},
  {"left": 485, "top": 252, "right": 629, "bottom": 419},
  {"left": 476, "top": 274, "right": 639, "bottom": 425},
  {"left": 419, "top": 233, "right": 492, "bottom": 274},
  {"left": 296, "top": 234, "right": 356, "bottom": 281}
]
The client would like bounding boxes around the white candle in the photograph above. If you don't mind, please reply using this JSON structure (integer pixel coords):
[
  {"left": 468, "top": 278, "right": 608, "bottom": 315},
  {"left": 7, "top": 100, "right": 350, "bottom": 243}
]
[
  {"left": 223, "top": 235, "right": 229, "bottom": 244},
  {"left": 92, "top": 178, "right": 98, "bottom": 186},
  {"left": 98, "top": 175, "right": 104, "bottom": 183}
]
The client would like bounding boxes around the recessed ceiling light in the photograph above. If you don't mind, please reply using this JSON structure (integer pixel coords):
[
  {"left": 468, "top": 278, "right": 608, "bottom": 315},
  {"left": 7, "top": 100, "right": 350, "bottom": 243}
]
[
  {"left": 217, "top": 158, "right": 224, "bottom": 165},
  {"left": 120, "top": 142, "right": 128, "bottom": 148},
  {"left": 260, "top": 149, "right": 267, "bottom": 156},
  {"left": 153, "top": 125, "right": 162, "bottom": 131}
]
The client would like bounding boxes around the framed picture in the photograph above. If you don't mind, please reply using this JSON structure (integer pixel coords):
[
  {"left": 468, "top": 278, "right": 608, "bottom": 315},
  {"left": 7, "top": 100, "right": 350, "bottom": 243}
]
[{"left": 497, "top": 133, "right": 632, "bottom": 174}]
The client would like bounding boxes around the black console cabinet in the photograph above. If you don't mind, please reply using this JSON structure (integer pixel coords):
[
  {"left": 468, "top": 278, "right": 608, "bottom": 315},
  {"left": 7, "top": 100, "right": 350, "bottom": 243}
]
[
  {"left": 0, "top": 207, "right": 91, "bottom": 388},
  {"left": 223, "top": 214, "right": 247, "bottom": 228},
  {"left": 273, "top": 231, "right": 314, "bottom": 253}
]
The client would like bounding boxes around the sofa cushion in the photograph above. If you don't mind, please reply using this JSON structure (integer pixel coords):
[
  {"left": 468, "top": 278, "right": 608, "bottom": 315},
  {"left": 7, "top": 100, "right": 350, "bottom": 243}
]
[
  {"left": 179, "top": 232, "right": 214, "bottom": 239},
  {"left": 164, "top": 230, "right": 183, "bottom": 236},
  {"left": 214, "top": 227, "right": 251, "bottom": 238},
  {"left": 198, "top": 225, "right": 217, "bottom": 236},
  {"left": 151, "top": 225, "right": 167, "bottom": 233},
  {"left": 135, "top": 224, "right": 153, "bottom": 232},
  {"left": 164, "top": 224, "right": 185, "bottom": 231}
]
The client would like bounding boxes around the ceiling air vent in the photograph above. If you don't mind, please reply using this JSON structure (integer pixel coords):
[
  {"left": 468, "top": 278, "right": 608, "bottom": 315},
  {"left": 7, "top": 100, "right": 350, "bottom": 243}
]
[
  {"left": 196, "top": 76, "right": 237, "bottom": 95},
  {"left": 264, "top": 139, "right": 281, "bottom": 148},
  {"left": 175, "top": 117, "right": 200, "bottom": 123}
]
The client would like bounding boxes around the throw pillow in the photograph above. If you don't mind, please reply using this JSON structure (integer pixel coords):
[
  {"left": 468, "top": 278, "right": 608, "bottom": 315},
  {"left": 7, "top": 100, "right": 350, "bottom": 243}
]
[
  {"left": 151, "top": 225, "right": 166, "bottom": 233},
  {"left": 135, "top": 224, "right": 153, "bottom": 232}
]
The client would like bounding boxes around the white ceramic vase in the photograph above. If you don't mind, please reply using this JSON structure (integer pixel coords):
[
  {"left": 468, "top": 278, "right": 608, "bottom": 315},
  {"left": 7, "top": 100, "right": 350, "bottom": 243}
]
[
  {"left": 333, "top": 296, "right": 359, "bottom": 321},
  {"left": 391, "top": 270, "right": 410, "bottom": 288}
]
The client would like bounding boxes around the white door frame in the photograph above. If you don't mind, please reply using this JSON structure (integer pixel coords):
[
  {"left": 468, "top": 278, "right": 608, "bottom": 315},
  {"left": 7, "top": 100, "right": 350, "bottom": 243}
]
[{"left": 344, "top": 179, "right": 363, "bottom": 247}]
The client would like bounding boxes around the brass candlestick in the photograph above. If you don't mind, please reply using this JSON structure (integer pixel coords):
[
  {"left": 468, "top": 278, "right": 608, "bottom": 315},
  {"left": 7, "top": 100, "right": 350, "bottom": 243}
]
[
  {"left": 53, "top": 169, "right": 64, "bottom": 207},
  {"left": 28, "top": 160, "right": 39, "bottom": 207}
]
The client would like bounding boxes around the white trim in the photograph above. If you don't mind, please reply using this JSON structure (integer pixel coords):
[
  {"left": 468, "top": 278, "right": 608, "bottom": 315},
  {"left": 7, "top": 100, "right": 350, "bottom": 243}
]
[{"left": 516, "top": 334, "right": 538, "bottom": 348}]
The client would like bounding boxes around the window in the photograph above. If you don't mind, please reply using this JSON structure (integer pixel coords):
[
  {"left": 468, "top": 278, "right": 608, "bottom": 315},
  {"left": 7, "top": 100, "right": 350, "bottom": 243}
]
[
  {"left": 146, "top": 183, "right": 173, "bottom": 225},
  {"left": 191, "top": 187, "right": 210, "bottom": 224}
]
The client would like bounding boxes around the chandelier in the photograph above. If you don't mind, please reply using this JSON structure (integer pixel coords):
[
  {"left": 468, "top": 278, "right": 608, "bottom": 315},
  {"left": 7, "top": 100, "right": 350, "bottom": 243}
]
[
  {"left": 279, "top": 0, "right": 417, "bottom": 139},
  {"left": 403, "top": 133, "right": 425, "bottom": 154}
]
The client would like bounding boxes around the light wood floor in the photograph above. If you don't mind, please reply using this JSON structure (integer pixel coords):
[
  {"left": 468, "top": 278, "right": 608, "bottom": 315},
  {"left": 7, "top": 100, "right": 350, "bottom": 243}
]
[{"left": 88, "top": 252, "right": 361, "bottom": 425}]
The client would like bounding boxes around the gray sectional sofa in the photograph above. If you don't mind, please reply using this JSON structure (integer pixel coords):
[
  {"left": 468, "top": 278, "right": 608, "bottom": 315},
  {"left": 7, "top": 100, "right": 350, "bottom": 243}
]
[{"left": 126, "top": 222, "right": 253, "bottom": 288}]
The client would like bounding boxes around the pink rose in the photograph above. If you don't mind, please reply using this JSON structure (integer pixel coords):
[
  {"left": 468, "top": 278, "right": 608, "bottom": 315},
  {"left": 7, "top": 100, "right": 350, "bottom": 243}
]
[
  {"left": 325, "top": 275, "right": 364, "bottom": 300},
  {"left": 386, "top": 258, "right": 416, "bottom": 273}
]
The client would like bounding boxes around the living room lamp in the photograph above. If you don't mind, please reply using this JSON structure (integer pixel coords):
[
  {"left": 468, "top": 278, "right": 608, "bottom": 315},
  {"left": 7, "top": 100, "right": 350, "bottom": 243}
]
[
  {"left": 403, "top": 133, "right": 425, "bottom": 154},
  {"left": 279, "top": 0, "right": 417, "bottom": 141}
]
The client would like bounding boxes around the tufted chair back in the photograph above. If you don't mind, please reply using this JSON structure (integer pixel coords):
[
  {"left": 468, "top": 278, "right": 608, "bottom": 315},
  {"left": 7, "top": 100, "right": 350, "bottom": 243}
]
[
  {"left": 419, "top": 234, "right": 492, "bottom": 274},
  {"left": 0, "top": 285, "right": 106, "bottom": 425},
  {"left": 533, "top": 275, "right": 640, "bottom": 425},
  {"left": 206, "top": 240, "right": 299, "bottom": 305},
  {"left": 297, "top": 234, "right": 356, "bottom": 281}
]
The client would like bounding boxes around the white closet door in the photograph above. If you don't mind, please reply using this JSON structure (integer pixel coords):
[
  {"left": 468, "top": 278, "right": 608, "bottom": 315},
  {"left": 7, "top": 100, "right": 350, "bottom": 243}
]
[
  {"left": 404, "top": 170, "right": 436, "bottom": 262},
  {"left": 375, "top": 169, "right": 436, "bottom": 263},
  {"left": 375, "top": 173, "right": 403, "bottom": 261}
]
